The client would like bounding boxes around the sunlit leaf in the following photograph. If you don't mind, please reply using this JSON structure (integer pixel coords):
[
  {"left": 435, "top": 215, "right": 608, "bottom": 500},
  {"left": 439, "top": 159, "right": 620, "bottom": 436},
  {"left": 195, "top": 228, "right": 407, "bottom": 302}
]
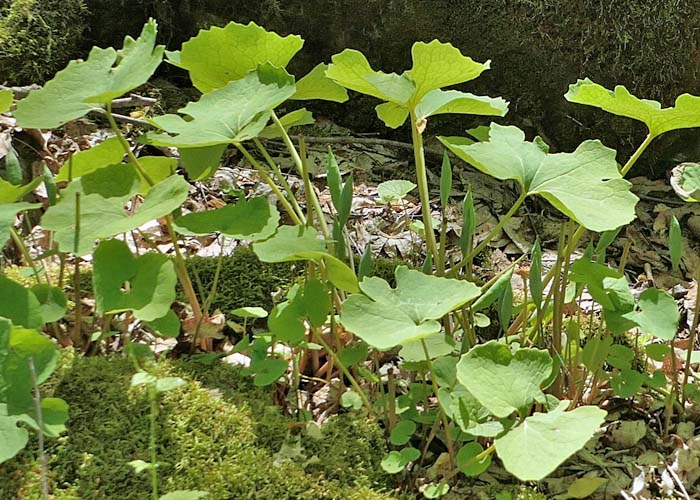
[
  {"left": 14, "top": 20, "right": 163, "bottom": 128},
  {"left": 0, "top": 202, "right": 40, "bottom": 247},
  {"left": 293, "top": 63, "right": 348, "bottom": 102},
  {"left": 55, "top": 137, "right": 124, "bottom": 182},
  {"left": 440, "top": 124, "right": 638, "bottom": 232},
  {"left": 0, "top": 89, "right": 12, "bottom": 114},
  {"left": 671, "top": 162, "right": 700, "bottom": 202}
]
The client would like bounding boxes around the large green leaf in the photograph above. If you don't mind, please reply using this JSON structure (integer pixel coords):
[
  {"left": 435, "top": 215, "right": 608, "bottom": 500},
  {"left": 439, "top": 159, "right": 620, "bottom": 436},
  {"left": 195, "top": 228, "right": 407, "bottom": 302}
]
[
  {"left": 41, "top": 165, "right": 189, "bottom": 255},
  {"left": 166, "top": 21, "right": 303, "bottom": 93},
  {"left": 93, "top": 239, "right": 176, "bottom": 321},
  {"left": 494, "top": 401, "right": 606, "bottom": 481},
  {"left": 253, "top": 225, "right": 358, "bottom": 292},
  {"left": 0, "top": 178, "right": 43, "bottom": 204},
  {"left": 340, "top": 266, "right": 480, "bottom": 350},
  {"left": 14, "top": 20, "right": 164, "bottom": 129},
  {"left": 565, "top": 79, "right": 700, "bottom": 138},
  {"left": 143, "top": 67, "right": 296, "bottom": 148},
  {"left": 326, "top": 42, "right": 507, "bottom": 128},
  {"left": 174, "top": 197, "right": 279, "bottom": 241},
  {"left": 54, "top": 137, "right": 124, "bottom": 183},
  {"left": 456, "top": 341, "right": 553, "bottom": 418},
  {"left": 292, "top": 64, "right": 348, "bottom": 102},
  {"left": 440, "top": 124, "right": 638, "bottom": 232},
  {"left": 0, "top": 413, "right": 29, "bottom": 464}
]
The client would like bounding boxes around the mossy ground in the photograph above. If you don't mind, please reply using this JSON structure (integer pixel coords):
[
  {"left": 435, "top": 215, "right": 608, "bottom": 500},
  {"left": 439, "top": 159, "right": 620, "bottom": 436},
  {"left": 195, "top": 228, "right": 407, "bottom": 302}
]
[{"left": 0, "top": 352, "right": 401, "bottom": 499}]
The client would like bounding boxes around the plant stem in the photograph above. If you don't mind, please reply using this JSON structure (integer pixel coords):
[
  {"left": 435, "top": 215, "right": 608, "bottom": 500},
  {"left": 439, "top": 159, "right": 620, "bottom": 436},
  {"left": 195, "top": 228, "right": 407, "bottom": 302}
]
[
  {"left": 410, "top": 112, "right": 439, "bottom": 268},
  {"left": 420, "top": 339, "right": 456, "bottom": 467},
  {"left": 682, "top": 277, "right": 700, "bottom": 396},
  {"left": 620, "top": 134, "right": 655, "bottom": 177},
  {"left": 254, "top": 138, "right": 305, "bottom": 220},
  {"left": 312, "top": 331, "right": 375, "bottom": 417},
  {"left": 236, "top": 143, "right": 304, "bottom": 225},
  {"left": 449, "top": 191, "right": 528, "bottom": 276},
  {"left": 28, "top": 357, "right": 49, "bottom": 500},
  {"left": 298, "top": 137, "right": 332, "bottom": 241}
]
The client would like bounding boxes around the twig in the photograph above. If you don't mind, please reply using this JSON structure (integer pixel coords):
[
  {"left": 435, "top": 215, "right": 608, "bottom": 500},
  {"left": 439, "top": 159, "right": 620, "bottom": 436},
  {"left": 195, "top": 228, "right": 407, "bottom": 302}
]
[{"left": 111, "top": 95, "right": 157, "bottom": 108}]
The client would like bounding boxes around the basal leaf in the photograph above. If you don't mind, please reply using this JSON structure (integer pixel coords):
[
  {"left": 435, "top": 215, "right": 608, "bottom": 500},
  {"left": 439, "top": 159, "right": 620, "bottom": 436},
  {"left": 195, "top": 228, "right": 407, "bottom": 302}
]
[
  {"left": 179, "top": 145, "right": 227, "bottom": 181},
  {"left": 440, "top": 124, "right": 638, "bottom": 232},
  {"left": 340, "top": 266, "right": 479, "bottom": 350},
  {"left": 167, "top": 21, "right": 303, "bottom": 93},
  {"left": 456, "top": 341, "right": 553, "bottom": 418},
  {"left": 14, "top": 20, "right": 164, "bottom": 128},
  {"left": 174, "top": 197, "right": 279, "bottom": 241},
  {"left": 42, "top": 165, "right": 189, "bottom": 255},
  {"left": 565, "top": 79, "right": 700, "bottom": 138},
  {"left": 293, "top": 64, "right": 348, "bottom": 102},
  {"left": 414, "top": 89, "right": 507, "bottom": 122},
  {"left": 93, "top": 239, "right": 176, "bottom": 321},
  {"left": 143, "top": 67, "right": 295, "bottom": 148},
  {"left": 377, "top": 179, "right": 416, "bottom": 204},
  {"left": 494, "top": 402, "right": 606, "bottom": 481},
  {"left": 621, "top": 288, "right": 679, "bottom": 340}
]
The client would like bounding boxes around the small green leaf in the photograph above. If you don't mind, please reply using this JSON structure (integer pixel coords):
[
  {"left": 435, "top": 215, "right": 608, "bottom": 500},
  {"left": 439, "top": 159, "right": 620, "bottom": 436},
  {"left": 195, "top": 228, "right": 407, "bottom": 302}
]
[
  {"left": 0, "top": 89, "right": 12, "bottom": 114},
  {"left": 145, "top": 311, "right": 181, "bottom": 339},
  {"left": 128, "top": 459, "right": 155, "bottom": 474},
  {"left": 259, "top": 108, "right": 315, "bottom": 139},
  {"left": 457, "top": 341, "right": 553, "bottom": 418},
  {"left": 358, "top": 244, "right": 373, "bottom": 281},
  {"left": 5, "top": 147, "right": 22, "bottom": 186},
  {"left": 30, "top": 284, "right": 67, "bottom": 323},
  {"left": 621, "top": 288, "right": 680, "bottom": 341},
  {"left": 340, "top": 390, "right": 363, "bottom": 410},
  {"left": 174, "top": 197, "right": 279, "bottom": 241},
  {"left": 565, "top": 477, "right": 608, "bottom": 499},
  {"left": 494, "top": 401, "right": 606, "bottom": 481},
  {"left": 440, "top": 124, "right": 638, "bottom": 232},
  {"left": 457, "top": 442, "right": 491, "bottom": 476},
  {"left": 155, "top": 377, "right": 185, "bottom": 393},
  {"left": 252, "top": 358, "right": 287, "bottom": 386},
  {"left": 671, "top": 162, "right": 700, "bottom": 202},
  {"left": 93, "top": 239, "right": 177, "bottom": 321},
  {"left": 460, "top": 189, "right": 475, "bottom": 256},
  {"left": 231, "top": 307, "right": 268, "bottom": 319},
  {"left": 565, "top": 79, "right": 700, "bottom": 138},
  {"left": 14, "top": 20, "right": 164, "bottom": 128},
  {"left": 611, "top": 369, "right": 645, "bottom": 398},
  {"left": 0, "top": 415, "right": 29, "bottom": 464},
  {"left": 0, "top": 202, "right": 40, "bottom": 248},
  {"left": 423, "top": 482, "right": 450, "bottom": 498},
  {"left": 377, "top": 179, "right": 416, "bottom": 204},
  {"left": 0, "top": 178, "right": 42, "bottom": 204},
  {"left": 399, "top": 334, "right": 455, "bottom": 362},
  {"left": 581, "top": 337, "right": 613, "bottom": 374},
  {"left": 439, "top": 152, "right": 452, "bottom": 208},
  {"left": 669, "top": 215, "right": 682, "bottom": 272},
  {"left": 39, "top": 397, "right": 69, "bottom": 437},
  {"left": 390, "top": 420, "right": 417, "bottom": 446},
  {"left": 0, "top": 278, "right": 43, "bottom": 329},
  {"left": 159, "top": 491, "right": 208, "bottom": 500},
  {"left": 530, "top": 239, "right": 543, "bottom": 310},
  {"left": 472, "top": 267, "right": 514, "bottom": 312},
  {"left": 168, "top": 21, "right": 303, "bottom": 93}
]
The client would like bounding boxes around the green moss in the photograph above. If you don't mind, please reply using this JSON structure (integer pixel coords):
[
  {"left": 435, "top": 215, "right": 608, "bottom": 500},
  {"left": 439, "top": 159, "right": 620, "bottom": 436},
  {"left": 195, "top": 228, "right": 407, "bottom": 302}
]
[
  {"left": 0, "top": 353, "right": 400, "bottom": 499},
  {"left": 0, "top": 0, "right": 87, "bottom": 84}
]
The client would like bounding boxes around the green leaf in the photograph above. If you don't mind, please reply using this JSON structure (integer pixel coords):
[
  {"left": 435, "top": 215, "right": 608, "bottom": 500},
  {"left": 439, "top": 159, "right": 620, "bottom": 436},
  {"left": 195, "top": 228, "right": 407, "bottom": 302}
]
[
  {"left": 231, "top": 307, "right": 268, "bottom": 319},
  {"left": 137, "top": 157, "right": 177, "bottom": 194},
  {"left": 581, "top": 336, "right": 613, "bottom": 374},
  {"left": 5, "top": 146, "right": 22, "bottom": 186},
  {"left": 159, "top": 491, "right": 208, "bottom": 500},
  {"left": 565, "top": 477, "right": 608, "bottom": 499},
  {"left": 259, "top": 108, "right": 315, "bottom": 139},
  {"left": 472, "top": 267, "right": 514, "bottom": 312},
  {"left": 93, "top": 239, "right": 177, "bottom": 321},
  {"left": 252, "top": 357, "right": 288, "bottom": 387},
  {"left": 457, "top": 442, "right": 491, "bottom": 476},
  {"left": 423, "top": 482, "right": 450, "bottom": 498},
  {"left": 440, "top": 152, "right": 452, "bottom": 208},
  {"left": 42, "top": 166, "right": 189, "bottom": 255},
  {"left": 14, "top": 20, "right": 164, "bottom": 128},
  {"left": 390, "top": 420, "right": 416, "bottom": 446},
  {"left": 0, "top": 278, "right": 43, "bottom": 329},
  {"left": 494, "top": 402, "right": 606, "bottom": 481},
  {"left": 440, "top": 124, "right": 638, "bottom": 232},
  {"left": 621, "top": 288, "right": 679, "bottom": 340},
  {"left": 341, "top": 266, "right": 480, "bottom": 350},
  {"left": 0, "top": 414, "right": 29, "bottom": 463},
  {"left": 174, "top": 197, "right": 279, "bottom": 241},
  {"left": 293, "top": 64, "right": 348, "bottom": 102},
  {"left": 530, "top": 239, "right": 543, "bottom": 311},
  {"left": 671, "top": 162, "right": 700, "bottom": 202},
  {"left": 340, "top": 390, "right": 363, "bottom": 410},
  {"left": 0, "top": 202, "right": 40, "bottom": 247},
  {"left": 145, "top": 310, "right": 181, "bottom": 338},
  {"left": 380, "top": 447, "right": 420, "bottom": 474},
  {"left": 327, "top": 42, "right": 505, "bottom": 128},
  {"left": 399, "top": 334, "right": 455, "bottom": 362},
  {"left": 460, "top": 189, "right": 475, "bottom": 256},
  {"left": 611, "top": 369, "right": 645, "bottom": 398},
  {"left": 128, "top": 459, "right": 154, "bottom": 474},
  {"left": 0, "top": 178, "right": 42, "bottom": 204},
  {"left": 377, "top": 179, "right": 416, "bottom": 204},
  {"left": 167, "top": 21, "right": 303, "bottom": 93},
  {"left": 30, "top": 284, "right": 67, "bottom": 323},
  {"left": 0, "top": 89, "right": 12, "bottom": 114},
  {"left": 155, "top": 377, "right": 185, "bottom": 393},
  {"left": 179, "top": 145, "right": 227, "bottom": 181},
  {"left": 254, "top": 225, "right": 358, "bottom": 292},
  {"left": 456, "top": 341, "right": 553, "bottom": 418},
  {"left": 55, "top": 137, "right": 124, "bottom": 182},
  {"left": 565, "top": 79, "right": 700, "bottom": 138},
  {"left": 144, "top": 67, "right": 296, "bottom": 149},
  {"left": 39, "top": 397, "right": 69, "bottom": 437}
]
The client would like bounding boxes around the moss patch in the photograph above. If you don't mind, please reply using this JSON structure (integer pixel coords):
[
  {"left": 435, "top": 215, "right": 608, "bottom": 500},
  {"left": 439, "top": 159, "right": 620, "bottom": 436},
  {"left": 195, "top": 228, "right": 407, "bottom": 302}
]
[
  {"left": 0, "top": 0, "right": 87, "bottom": 84},
  {"left": 0, "top": 353, "right": 401, "bottom": 499}
]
